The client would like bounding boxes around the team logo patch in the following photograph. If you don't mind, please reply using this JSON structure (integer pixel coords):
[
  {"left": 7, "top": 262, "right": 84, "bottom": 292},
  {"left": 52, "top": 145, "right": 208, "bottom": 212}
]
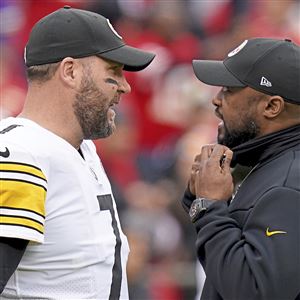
[
  {"left": 228, "top": 40, "right": 248, "bottom": 57},
  {"left": 106, "top": 19, "right": 122, "bottom": 40},
  {"left": 0, "top": 147, "right": 10, "bottom": 158},
  {"left": 260, "top": 76, "right": 272, "bottom": 87}
]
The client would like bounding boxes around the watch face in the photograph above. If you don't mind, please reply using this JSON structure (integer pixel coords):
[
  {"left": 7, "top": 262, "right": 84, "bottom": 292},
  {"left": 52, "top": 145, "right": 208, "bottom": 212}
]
[
  {"left": 189, "top": 202, "right": 198, "bottom": 219},
  {"left": 189, "top": 198, "right": 205, "bottom": 222}
]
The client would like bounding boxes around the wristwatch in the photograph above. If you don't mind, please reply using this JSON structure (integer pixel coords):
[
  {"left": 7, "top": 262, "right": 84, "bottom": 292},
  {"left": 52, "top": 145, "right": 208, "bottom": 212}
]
[{"left": 189, "top": 198, "right": 217, "bottom": 223}]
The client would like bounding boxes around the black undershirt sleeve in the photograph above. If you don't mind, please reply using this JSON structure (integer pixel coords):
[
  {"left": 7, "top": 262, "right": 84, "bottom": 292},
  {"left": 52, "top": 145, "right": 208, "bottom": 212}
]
[{"left": 0, "top": 237, "right": 29, "bottom": 294}]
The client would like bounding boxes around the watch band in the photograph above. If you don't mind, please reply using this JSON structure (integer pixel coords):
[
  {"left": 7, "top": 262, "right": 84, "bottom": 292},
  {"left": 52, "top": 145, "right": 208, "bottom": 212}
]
[{"left": 189, "top": 198, "right": 217, "bottom": 223}]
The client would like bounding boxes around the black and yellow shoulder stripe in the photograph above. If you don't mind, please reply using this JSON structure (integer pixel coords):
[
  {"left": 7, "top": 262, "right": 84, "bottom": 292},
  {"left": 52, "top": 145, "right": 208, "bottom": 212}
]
[
  {"left": 0, "top": 161, "right": 47, "bottom": 231},
  {"left": 0, "top": 161, "right": 47, "bottom": 182}
]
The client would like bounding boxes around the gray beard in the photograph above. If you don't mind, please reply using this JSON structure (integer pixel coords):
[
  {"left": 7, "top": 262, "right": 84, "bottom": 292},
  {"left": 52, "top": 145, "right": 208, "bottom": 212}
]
[{"left": 73, "top": 74, "right": 114, "bottom": 140}]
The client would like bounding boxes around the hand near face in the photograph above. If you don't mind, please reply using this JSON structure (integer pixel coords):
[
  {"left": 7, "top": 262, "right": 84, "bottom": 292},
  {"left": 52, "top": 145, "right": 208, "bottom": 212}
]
[{"left": 189, "top": 144, "right": 234, "bottom": 201}]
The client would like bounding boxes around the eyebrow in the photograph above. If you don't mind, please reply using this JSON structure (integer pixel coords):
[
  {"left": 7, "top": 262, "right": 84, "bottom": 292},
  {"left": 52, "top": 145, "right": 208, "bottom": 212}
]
[{"left": 106, "top": 61, "right": 123, "bottom": 69}]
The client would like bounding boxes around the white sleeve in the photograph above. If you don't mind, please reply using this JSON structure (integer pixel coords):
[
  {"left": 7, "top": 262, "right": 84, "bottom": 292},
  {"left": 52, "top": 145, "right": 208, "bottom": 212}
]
[{"left": 0, "top": 143, "right": 47, "bottom": 243}]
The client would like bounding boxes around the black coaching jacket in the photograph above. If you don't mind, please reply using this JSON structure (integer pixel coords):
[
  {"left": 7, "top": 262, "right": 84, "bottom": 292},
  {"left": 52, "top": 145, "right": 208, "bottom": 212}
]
[{"left": 182, "top": 138, "right": 300, "bottom": 299}]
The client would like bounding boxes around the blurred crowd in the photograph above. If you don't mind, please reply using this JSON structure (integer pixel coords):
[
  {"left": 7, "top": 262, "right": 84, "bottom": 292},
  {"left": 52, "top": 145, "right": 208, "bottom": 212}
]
[{"left": 1, "top": 0, "right": 299, "bottom": 299}]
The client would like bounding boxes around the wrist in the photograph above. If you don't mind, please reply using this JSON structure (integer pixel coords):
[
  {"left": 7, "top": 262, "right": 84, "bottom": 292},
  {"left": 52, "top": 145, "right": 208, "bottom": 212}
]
[
  {"left": 189, "top": 197, "right": 218, "bottom": 223},
  {"left": 186, "top": 186, "right": 196, "bottom": 199}
]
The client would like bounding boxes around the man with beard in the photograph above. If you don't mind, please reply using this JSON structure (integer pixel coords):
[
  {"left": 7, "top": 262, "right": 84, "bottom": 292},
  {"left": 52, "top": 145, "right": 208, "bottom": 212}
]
[
  {"left": 182, "top": 38, "right": 300, "bottom": 299},
  {"left": 0, "top": 6, "right": 155, "bottom": 299}
]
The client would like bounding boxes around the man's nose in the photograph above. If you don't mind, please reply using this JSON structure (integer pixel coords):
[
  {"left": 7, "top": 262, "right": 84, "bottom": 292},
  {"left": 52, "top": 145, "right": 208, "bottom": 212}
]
[
  {"left": 212, "top": 89, "right": 223, "bottom": 107},
  {"left": 118, "top": 76, "right": 131, "bottom": 94}
]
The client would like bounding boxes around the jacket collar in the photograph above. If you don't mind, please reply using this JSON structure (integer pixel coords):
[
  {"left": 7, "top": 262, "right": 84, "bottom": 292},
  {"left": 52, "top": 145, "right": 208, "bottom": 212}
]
[{"left": 231, "top": 124, "right": 300, "bottom": 167}]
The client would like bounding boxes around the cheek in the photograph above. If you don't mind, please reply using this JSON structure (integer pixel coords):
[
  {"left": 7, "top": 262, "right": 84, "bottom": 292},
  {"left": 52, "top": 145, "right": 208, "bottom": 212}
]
[
  {"left": 104, "top": 84, "right": 117, "bottom": 94},
  {"left": 102, "top": 84, "right": 116, "bottom": 93},
  {"left": 106, "top": 84, "right": 118, "bottom": 97},
  {"left": 223, "top": 110, "right": 242, "bottom": 131}
]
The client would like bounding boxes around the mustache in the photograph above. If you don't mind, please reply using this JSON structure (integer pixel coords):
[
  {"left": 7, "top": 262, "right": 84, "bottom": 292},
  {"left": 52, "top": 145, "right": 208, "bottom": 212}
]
[
  {"left": 109, "top": 94, "right": 121, "bottom": 106},
  {"left": 215, "top": 108, "right": 223, "bottom": 119}
]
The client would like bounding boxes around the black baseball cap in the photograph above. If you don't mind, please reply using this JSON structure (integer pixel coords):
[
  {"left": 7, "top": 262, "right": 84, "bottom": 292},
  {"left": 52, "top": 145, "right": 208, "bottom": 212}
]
[
  {"left": 24, "top": 6, "right": 155, "bottom": 71},
  {"left": 192, "top": 38, "right": 300, "bottom": 104}
]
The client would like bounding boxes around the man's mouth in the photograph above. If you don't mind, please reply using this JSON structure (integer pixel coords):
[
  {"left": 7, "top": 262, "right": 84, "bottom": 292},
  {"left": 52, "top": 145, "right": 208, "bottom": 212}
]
[
  {"left": 109, "top": 98, "right": 120, "bottom": 108},
  {"left": 214, "top": 109, "right": 223, "bottom": 120},
  {"left": 218, "top": 121, "right": 224, "bottom": 129}
]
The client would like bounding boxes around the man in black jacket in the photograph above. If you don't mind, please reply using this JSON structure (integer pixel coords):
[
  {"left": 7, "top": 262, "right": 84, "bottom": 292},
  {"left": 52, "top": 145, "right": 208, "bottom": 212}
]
[{"left": 182, "top": 38, "right": 300, "bottom": 299}]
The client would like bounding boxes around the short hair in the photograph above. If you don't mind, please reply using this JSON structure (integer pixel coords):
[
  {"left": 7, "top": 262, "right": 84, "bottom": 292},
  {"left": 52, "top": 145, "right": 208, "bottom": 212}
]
[{"left": 26, "top": 62, "right": 60, "bottom": 83}]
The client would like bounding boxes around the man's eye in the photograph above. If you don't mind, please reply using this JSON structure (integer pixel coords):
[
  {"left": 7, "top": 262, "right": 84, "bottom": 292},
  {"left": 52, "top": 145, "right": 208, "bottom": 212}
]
[{"left": 111, "top": 68, "right": 122, "bottom": 77}]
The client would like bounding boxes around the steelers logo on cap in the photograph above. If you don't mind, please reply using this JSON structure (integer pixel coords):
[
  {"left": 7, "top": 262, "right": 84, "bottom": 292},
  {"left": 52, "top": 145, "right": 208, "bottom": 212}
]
[
  {"left": 228, "top": 40, "right": 248, "bottom": 57},
  {"left": 106, "top": 19, "right": 123, "bottom": 40}
]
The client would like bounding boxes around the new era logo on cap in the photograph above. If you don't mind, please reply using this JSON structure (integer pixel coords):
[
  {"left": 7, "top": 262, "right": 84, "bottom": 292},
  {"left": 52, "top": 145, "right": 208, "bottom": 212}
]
[{"left": 260, "top": 77, "right": 272, "bottom": 87}]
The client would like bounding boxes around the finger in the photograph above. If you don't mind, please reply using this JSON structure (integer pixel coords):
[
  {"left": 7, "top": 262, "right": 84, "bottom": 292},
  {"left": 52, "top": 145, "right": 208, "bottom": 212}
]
[
  {"left": 200, "top": 144, "right": 215, "bottom": 160},
  {"left": 191, "top": 161, "right": 201, "bottom": 171},
  {"left": 210, "top": 144, "right": 229, "bottom": 162},
  {"left": 193, "top": 154, "right": 201, "bottom": 163},
  {"left": 220, "top": 153, "right": 226, "bottom": 167},
  {"left": 223, "top": 149, "right": 233, "bottom": 170}
]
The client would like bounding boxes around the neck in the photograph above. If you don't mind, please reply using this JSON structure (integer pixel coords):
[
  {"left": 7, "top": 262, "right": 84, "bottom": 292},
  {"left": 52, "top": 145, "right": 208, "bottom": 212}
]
[{"left": 19, "top": 83, "right": 83, "bottom": 149}]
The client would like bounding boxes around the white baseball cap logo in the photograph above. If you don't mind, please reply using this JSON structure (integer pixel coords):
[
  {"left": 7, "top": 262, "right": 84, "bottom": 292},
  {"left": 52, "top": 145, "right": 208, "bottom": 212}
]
[
  {"left": 106, "top": 19, "right": 122, "bottom": 40},
  {"left": 260, "top": 76, "right": 272, "bottom": 87},
  {"left": 24, "top": 47, "right": 27, "bottom": 63},
  {"left": 228, "top": 40, "right": 248, "bottom": 57}
]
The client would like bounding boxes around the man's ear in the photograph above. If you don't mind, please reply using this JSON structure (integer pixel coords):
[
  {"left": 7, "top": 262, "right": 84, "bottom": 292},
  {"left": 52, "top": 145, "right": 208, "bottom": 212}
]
[
  {"left": 262, "top": 95, "right": 285, "bottom": 119},
  {"left": 58, "top": 57, "right": 81, "bottom": 89}
]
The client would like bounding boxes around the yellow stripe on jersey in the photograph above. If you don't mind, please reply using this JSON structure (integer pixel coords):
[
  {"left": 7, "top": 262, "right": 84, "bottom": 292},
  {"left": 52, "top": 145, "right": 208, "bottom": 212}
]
[
  {"left": 0, "top": 162, "right": 47, "bottom": 181},
  {"left": 0, "top": 215, "right": 44, "bottom": 234},
  {"left": 0, "top": 180, "right": 46, "bottom": 217}
]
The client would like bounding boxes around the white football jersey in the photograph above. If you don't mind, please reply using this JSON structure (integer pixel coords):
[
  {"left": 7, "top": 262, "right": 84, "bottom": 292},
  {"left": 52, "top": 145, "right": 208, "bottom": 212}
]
[{"left": 0, "top": 117, "right": 130, "bottom": 299}]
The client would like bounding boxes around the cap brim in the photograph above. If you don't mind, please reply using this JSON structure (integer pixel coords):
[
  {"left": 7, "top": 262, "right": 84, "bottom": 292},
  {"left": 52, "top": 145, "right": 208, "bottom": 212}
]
[
  {"left": 99, "top": 45, "right": 155, "bottom": 72},
  {"left": 192, "top": 60, "right": 245, "bottom": 87}
]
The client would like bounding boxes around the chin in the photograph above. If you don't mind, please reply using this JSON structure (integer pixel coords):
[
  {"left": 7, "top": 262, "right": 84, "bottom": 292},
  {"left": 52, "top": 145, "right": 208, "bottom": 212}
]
[
  {"left": 109, "top": 122, "right": 116, "bottom": 133},
  {"left": 110, "top": 128, "right": 116, "bottom": 136}
]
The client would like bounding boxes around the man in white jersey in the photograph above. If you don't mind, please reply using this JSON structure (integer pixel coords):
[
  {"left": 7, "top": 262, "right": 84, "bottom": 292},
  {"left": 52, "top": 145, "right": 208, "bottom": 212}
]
[{"left": 0, "top": 6, "right": 155, "bottom": 299}]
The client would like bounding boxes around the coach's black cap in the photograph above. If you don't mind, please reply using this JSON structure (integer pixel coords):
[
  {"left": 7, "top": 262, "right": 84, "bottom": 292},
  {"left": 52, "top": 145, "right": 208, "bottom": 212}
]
[
  {"left": 192, "top": 38, "right": 300, "bottom": 104},
  {"left": 24, "top": 6, "right": 155, "bottom": 71}
]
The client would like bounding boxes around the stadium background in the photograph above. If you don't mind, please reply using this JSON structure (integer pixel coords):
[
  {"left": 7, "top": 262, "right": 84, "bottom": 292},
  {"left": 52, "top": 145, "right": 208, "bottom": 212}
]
[{"left": 1, "top": 0, "right": 299, "bottom": 299}]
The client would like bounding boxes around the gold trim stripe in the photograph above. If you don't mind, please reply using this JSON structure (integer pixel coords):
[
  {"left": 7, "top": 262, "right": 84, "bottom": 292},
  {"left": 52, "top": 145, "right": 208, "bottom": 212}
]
[
  {"left": 0, "top": 180, "right": 46, "bottom": 217},
  {"left": 0, "top": 170, "right": 46, "bottom": 182},
  {"left": 0, "top": 162, "right": 46, "bottom": 181},
  {"left": 1, "top": 178, "right": 47, "bottom": 191},
  {"left": 0, "top": 215, "right": 44, "bottom": 234},
  {"left": 0, "top": 206, "right": 45, "bottom": 219}
]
